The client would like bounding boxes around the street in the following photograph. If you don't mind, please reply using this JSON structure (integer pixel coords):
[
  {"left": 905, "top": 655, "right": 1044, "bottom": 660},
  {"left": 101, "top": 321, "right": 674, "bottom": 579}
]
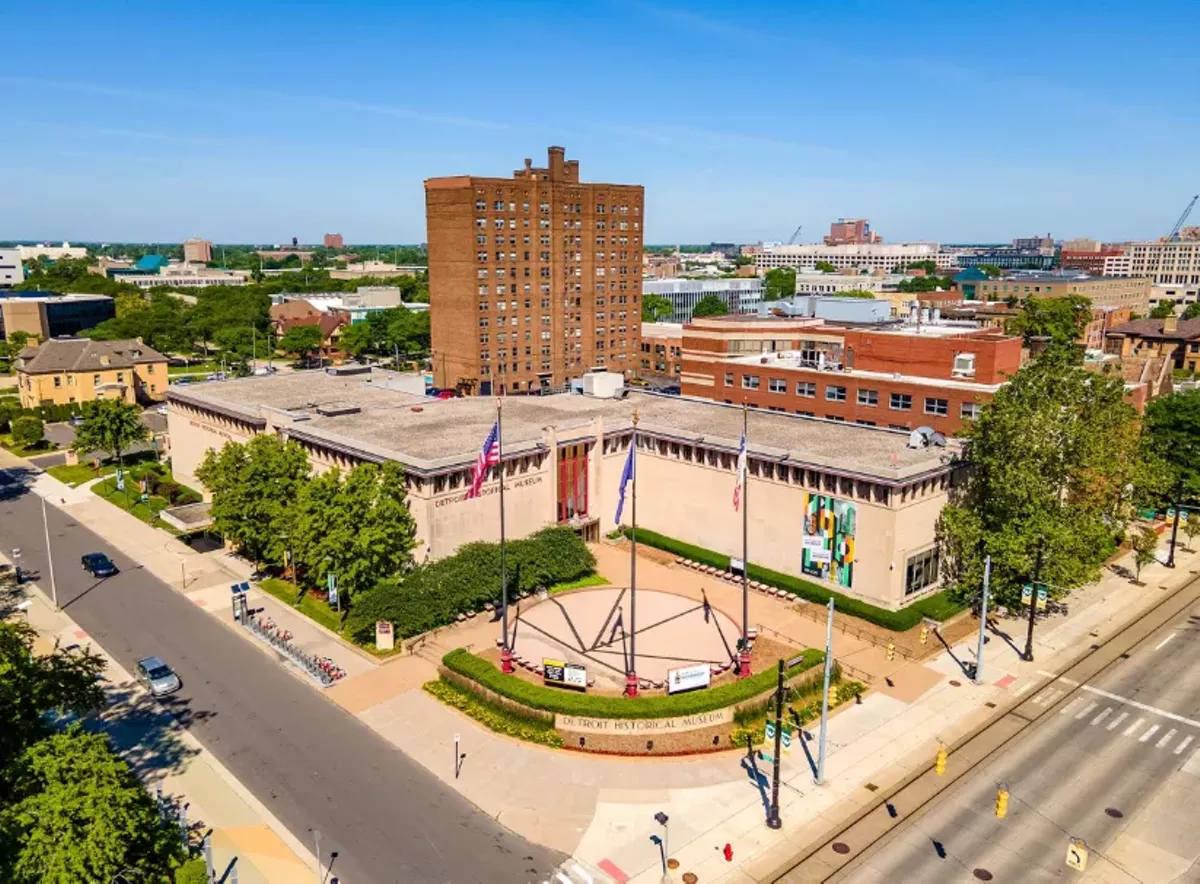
[
  {"left": 0, "top": 467, "right": 564, "bottom": 884},
  {"left": 828, "top": 590, "right": 1200, "bottom": 883}
]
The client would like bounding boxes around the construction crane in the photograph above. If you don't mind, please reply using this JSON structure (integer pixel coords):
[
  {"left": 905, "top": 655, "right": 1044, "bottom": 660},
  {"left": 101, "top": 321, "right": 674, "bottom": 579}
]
[
  {"left": 1166, "top": 194, "right": 1198, "bottom": 241},
  {"left": 787, "top": 225, "right": 803, "bottom": 245}
]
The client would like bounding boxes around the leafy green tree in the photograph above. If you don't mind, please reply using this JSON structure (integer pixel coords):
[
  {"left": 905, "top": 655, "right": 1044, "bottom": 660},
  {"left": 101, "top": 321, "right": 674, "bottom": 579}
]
[
  {"left": 279, "top": 324, "right": 323, "bottom": 360},
  {"left": 976, "top": 264, "right": 1005, "bottom": 278},
  {"left": 9, "top": 416, "right": 43, "bottom": 449},
  {"left": 1005, "top": 295, "right": 1092, "bottom": 349},
  {"left": 175, "top": 858, "right": 209, "bottom": 884},
  {"left": 195, "top": 435, "right": 311, "bottom": 566},
  {"left": 0, "top": 621, "right": 106, "bottom": 778},
  {"left": 1183, "top": 302, "right": 1200, "bottom": 321},
  {"left": 837, "top": 289, "right": 876, "bottom": 299},
  {"left": 8, "top": 330, "right": 32, "bottom": 352},
  {"left": 691, "top": 294, "right": 729, "bottom": 318},
  {"left": 386, "top": 308, "right": 430, "bottom": 353},
  {"left": 937, "top": 348, "right": 1150, "bottom": 608},
  {"left": 763, "top": 267, "right": 796, "bottom": 302},
  {"left": 897, "top": 275, "right": 954, "bottom": 293},
  {"left": 813, "top": 260, "right": 836, "bottom": 273},
  {"left": 641, "top": 294, "right": 674, "bottom": 322},
  {"left": 1131, "top": 526, "right": 1160, "bottom": 582},
  {"left": 0, "top": 725, "right": 183, "bottom": 883},
  {"left": 1150, "top": 301, "right": 1176, "bottom": 319},
  {"left": 903, "top": 260, "right": 939, "bottom": 274},
  {"left": 1143, "top": 388, "right": 1200, "bottom": 534},
  {"left": 337, "top": 321, "right": 376, "bottom": 359},
  {"left": 1185, "top": 513, "right": 1200, "bottom": 551},
  {"left": 71, "top": 399, "right": 149, "bottom": 468}
]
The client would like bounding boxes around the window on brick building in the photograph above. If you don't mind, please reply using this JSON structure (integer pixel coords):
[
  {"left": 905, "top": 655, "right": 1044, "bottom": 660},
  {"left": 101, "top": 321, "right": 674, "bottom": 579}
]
[
  {"left": 826, "top": 385, "right": 847, "bottom": 402},
  {"left": 796, "top": 381, "right": 816, "bottom": 398},
  {"left": 890, "top": 393, "right": 912, "bottom": 411},
  {"left": 742, "top": 375, "right": 760, "bottom": 390},
  {"left": 925, "top": 397, "right": 949, "bottom": 416},
  {"left": 857, "top": 389, "right": 878, "bottom": 406},
  {"left": 768, "top": 378, "right": 786, "bottom": 394}
]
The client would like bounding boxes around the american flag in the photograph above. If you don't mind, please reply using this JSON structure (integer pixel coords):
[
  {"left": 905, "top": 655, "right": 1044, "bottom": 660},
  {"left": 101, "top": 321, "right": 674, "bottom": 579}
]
[
  {"left": 466, "top": 420, "right": 501, "bottom": 499},
  {"left": 733, "top": 428, "right": 747, "bottom": 511}
]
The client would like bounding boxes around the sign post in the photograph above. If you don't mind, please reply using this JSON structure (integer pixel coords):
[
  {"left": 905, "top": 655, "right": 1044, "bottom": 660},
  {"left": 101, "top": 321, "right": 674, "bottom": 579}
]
[
  {"left": 327, "top": 572, "right": 339, "bottom": 612},
  {"left": 375, "top": 620, "right": 394, "bottom": 651},
  {"left": 1066, "top": 839, "right": 1089, "bottom": 872}
]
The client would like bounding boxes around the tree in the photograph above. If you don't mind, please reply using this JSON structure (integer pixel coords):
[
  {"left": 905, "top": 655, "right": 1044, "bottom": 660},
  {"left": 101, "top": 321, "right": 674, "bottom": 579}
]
[
  {"left": 837, "top": 289, "right": 876, "bottom": 299},
  {"left": 1005, "top": 295, "right": 1092, "bottom": 349},
  {"left": 937, "top": 348, "right": 1150, "bottom": 608},
  {"left": 897, "top": 275, "right": 954, "bottom": 293},
  {"left": 9, "top": 416, "right": 44, "bottom": 449},
  {"left": 8, "top": 330, "right": 32, "bottom": 352},
  {"left": 1131, "top": 526, "right": 1159, "bottom": 583},
  {"left": 279, "top": 324, "right": 323, "bottom": 361},
  {"left": 1150, "top": 301, "right": 1176, "bottom": 319},
  {"left": 195, "top": 434, "right": 310, "bottom": 566},
  {"left": 903, "top": 260, "right": 939, "bottom": 274},
  {"left": 1143, "top": 388, "right": 1200, "bottom": 549},
  {"left": 0, "top": 725, "right": 183, "bottom": 883},
  {"left": 70, "top": 399, "right": 149, "bottom": 468},
  {"left": 691, "top": 294, "right": 729, "bottom": 318},
  {"left": 337, "top": 321, "right": 376, "bottom": 359},
  {"left": 641, "top": 294, "right": 674, "bottom": 322},
  {"left": 813, "top": 261, "right": 836, "bottom": 273},
  {"left": 977, "top": 264, "right": 1005, "bottom": 278},
  {"left": 1183, "top": 302, "right": 1200, "bottom": 321},
  {"left": 1185, "top": 513, "right": 1200, "bottom": 551},
  {"left": 762, "top": 267, "right": 796, "bottom": 302}
]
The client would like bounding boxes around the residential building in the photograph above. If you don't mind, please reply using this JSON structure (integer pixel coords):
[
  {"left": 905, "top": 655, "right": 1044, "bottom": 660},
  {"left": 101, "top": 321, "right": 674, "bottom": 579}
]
[
  {"left": 256, "top": 249, "right": 315, "bottom": 263},
  {"left": 943, "top": 299, "right": 1133, "bottom": 351},
  {"left": 1060, "top": 248, "right": 1126, "bottom": 275},
  {"left": 328, "top": 261, "right": 424, "bottom": 281},
  {"left": 643, "top": 278, "right": 763, "bottom": 323},
  {"left": 639, "top": 322, "right": 683, "bottom": 384},
  {"left": 708, "top": 243, "right": 739, "bottom": 258},
  {"left": 323, "top": 233, "right": 345, "bottom": 249},
  {"left": 756, "top": 243, "right": 953, "bottom": 275},
  {"left": 17, "top": 242, "right": 87, "bottom": 261},
  {"left": 270, "top": 287, "right": 428, "bottom": 324},
  {"left": 823, "top": 218, "right": 882, "bottom": 246},
  {"left": 425, "top": 146, "right": 644, "bottom": 394},
  {"left": 15, "top": 337, "right": 168, "bottom": 408},
  {"left": 0, "top": 248, "right": 23, "bottom": 287},
  {"left": 182, "top": 238, "right": 213, "bottom": 264},
  {"left": 966, "top": 271, "right": 1151, "bottom": 313},
  {"left": 1012, "top": 234, "right": 1055, "bottom": 253},
  {"left": 1107, "top": 239, "right": 1200, "bottom": 312},
  {"left": 1062, "top": 237, "right": 1101, "bottom": 252},
  {"left": 0, "top": 293, "right": 115, "bottom": 340},
  {"left": 642, "top": 253, "right": 680, "bottom": 280},
  {"left": 268, "top": 300, "right": 348, "bottom": 361},
  {"left": 167, "top": 369, "right": 962, "bottom": 610},
  {"left": 1104, "top": 316, "right": 1200, "bottom": 373},
  {"left": 680, "top": 315, "right": 1023, "bottom": 436}
]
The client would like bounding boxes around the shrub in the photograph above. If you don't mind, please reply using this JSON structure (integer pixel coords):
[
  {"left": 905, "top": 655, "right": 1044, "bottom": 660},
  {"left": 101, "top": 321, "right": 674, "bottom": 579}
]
[
  {"left": 423, "top": 678, "right": 563, "bottom": 747},
  {"left": 10, "top": 415, "right": 44, "bottom": 448},
  {"left": 622, "top": 527, "right": 964, "bottom": 631},
  {"left": 441, "top": 647, "right": 823, "bottom": 719},
  {"left": 175, "top": 858, "right": 209, "bottom": 884},
  {"left": 345, "top": 527, "right": 596, "bottom": 641}
]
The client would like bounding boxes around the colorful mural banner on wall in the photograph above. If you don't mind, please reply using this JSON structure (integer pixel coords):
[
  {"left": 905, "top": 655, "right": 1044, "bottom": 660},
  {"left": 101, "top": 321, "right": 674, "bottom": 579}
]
[{"left": 801, "top": 493, "right": 856, "bottom": 587}]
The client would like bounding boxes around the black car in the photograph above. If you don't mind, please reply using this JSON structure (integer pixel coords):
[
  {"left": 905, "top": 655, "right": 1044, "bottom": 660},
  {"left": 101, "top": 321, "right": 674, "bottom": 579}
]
[{"left": 81, "top": 553, "right": 117, "bottom": 578}]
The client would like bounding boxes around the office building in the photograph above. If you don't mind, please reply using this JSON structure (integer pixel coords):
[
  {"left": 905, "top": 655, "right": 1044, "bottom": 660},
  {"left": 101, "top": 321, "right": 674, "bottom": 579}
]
[
  {"left": 0, "top": 248, "right": 24, "bottom": 287},
  {"left": 15, "top": 337, "right": 168, "bottom": 408},
  {"left": 425, "top": 146, "right": 644, "bottom": 394},
  {"left": 966, "top": 271, "right": 1151, "bottom": 313},
  {"left": 118, "top": 264, "right": 249, "bottom": 289},
  {"left": 639, "top": 322, "right": 683, "bottom": 383},
  {"left": 642, "top": 278, "right": 763, "bottom": 323},
  {"left": 324, "top": 233, "right": 345, "bottom": 249},
  {"left": 182, "top": 238, "right": 214, "bottom": 264},
  {"left": 1115, "top": 239, "right": 1200, "bottom": 312},
  {"left": 756, "top": 243, "right": 953, "bottom": 275},
  {"left": 168, "top": 369, "right": 961, "bottom": 609},
  {"left": 953, "top": 249, "right": 1056, "bottom": 271},
  {"left": 0, "top": 293, "right": 115, "bottom": 340},
  {"left": 328, "top": 261, "right": 424, "bottom": 280},
  {"left": 17, "top": 242, "right": 88, "bottom": 261},
  {"left": 1060, "top": 248, "right": 1126, "bottom": 275},
  {"left": 824, "top": 218, "right": 882, "bottom": 246},
  {"left": 1061, "top": 237, "right": 1100, "bottom": 253},
  {"left": 1012, "top": 234, "right": 1055, "bottom": 253}
]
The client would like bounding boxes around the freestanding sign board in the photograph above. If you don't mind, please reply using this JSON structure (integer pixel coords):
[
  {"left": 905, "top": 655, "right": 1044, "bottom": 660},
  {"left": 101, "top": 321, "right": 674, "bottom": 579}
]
[
  {"left": 667, "top": 663, "right": 712, "bottom": 694},
  {"left": 543, "top": 659, "right": 587, "bottom": 689},
  {"left": 375, "top": 620, "right": 394, "bottom": 651}
]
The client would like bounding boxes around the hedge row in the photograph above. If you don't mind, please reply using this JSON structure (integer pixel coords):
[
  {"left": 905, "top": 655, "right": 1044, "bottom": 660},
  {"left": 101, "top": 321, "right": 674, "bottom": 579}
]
[
  {"left": 621, "top": 526, "right": 964, "bottom": 631},
  {"left": 424, "top": 678, "right": 563, "bottom": 748},
  {"left": 345, "top": 527, "right": 596, "bottom": 642},
  {"left": 441, "top": 646, "right": 824, "bottom": 719}
]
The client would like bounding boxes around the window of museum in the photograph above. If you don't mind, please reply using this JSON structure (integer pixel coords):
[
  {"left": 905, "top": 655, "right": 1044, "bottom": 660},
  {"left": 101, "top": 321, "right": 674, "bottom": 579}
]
[{"left": 905, "top": 547, "right": 940, "bottom": 596}]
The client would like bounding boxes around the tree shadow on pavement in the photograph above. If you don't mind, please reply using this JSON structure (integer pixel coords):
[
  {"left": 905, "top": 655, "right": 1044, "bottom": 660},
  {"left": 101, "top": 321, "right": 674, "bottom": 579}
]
[{"left": 91, "top": 679, "right": 209, "bottom": 780}]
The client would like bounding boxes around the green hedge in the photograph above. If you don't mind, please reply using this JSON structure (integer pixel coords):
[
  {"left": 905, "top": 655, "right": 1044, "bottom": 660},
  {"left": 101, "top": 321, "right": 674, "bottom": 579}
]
[
  {"left": 424, "top": 678, "right": 563, "bottom": 747},
  {"left": 345, "top": 526, "right": 596, "bottom": 642},
  {"left": 622, "top": 526, "right": 964, "bottom": 631},
  {"left": 442, "top": 646, "right": 824, "bottom": 719}
]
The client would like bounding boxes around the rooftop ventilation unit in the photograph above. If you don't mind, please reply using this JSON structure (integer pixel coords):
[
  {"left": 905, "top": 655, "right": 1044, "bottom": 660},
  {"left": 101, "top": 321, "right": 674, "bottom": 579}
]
[
  {"left": 907, "top": 425, "right": 947, "bottom": 449},
  {"left": 315, "top": 404, "right": 361, "bottom": 417}
]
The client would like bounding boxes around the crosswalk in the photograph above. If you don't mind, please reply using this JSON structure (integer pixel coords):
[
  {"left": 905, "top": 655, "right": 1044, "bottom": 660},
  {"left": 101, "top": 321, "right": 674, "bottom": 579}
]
[
  {"left": 1038, "top": 692, "right": 1200, "bottom": 754},
  {"left": 543, "top": 859, "right": 616, "bottom": 884}
]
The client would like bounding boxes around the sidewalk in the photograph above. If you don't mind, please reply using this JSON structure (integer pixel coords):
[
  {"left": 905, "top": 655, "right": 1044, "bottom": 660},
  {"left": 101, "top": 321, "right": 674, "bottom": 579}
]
[{"left": 3, "top": 562, "right": 316, "bottom": 884}]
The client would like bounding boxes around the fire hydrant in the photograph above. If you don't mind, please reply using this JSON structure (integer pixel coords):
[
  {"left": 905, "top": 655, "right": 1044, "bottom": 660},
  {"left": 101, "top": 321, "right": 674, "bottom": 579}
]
[{"left": 723, "top": 843, "right": 733, "bottom": 862}]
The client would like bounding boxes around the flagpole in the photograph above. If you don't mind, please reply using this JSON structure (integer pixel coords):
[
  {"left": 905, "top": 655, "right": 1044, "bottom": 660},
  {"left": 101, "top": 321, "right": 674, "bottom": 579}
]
[
  {"left": 739, "top": 402, "right": 751, "bottom": 679},
  {"left": 498, "top": 398, "right": 513, "bottom": 674},
  {"left": 626, "top": 409, "right": 639, "bottom": 698}
]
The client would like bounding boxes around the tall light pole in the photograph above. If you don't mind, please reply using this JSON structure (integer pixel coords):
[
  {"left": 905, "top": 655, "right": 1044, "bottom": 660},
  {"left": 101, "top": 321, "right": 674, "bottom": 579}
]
[
  {"left": 41, "top": 494, "right": 58, "bottom": 610},
  {"left": 1022, "top": 542, "right": 1044, "bottom": 662},
  {"left": 974, "top": 556, "right": 991, "bottom": 684},
  {"left": 815, "top": 598, "right": 834, "bottom": 785}
]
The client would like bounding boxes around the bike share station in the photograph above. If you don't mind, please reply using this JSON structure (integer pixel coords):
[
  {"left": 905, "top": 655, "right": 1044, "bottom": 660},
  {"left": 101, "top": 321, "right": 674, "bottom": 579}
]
[{"left": 231, "top": 582, "right": 344, "bottom": 686}]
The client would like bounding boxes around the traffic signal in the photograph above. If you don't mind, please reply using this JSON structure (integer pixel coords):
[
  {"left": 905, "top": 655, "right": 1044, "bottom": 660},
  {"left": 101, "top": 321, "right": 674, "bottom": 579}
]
[
  {"left": 935, "top": 746, "right": 948, "bottom": 776},
  {"left": 886, "top": 641, "right": 896, "bottom": 661},
  {"left": 919, "top": 626, "right": 929, "bottom": 645},
  {"left": 995, "top": 787, "right": 1009, "bottom": 819}
]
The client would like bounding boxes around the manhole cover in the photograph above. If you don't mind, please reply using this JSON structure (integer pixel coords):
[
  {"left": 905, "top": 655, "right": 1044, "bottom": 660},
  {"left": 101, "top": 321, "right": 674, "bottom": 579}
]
[
  {"left": 832, "top": 842, "right": 851, "bottom": 855},
  {"left": 1105, "top": 807, "right": 1124, "bottom": 818},
  {"left": 985, "top": 702, "right": 997, "bottom": 708},
  {"left": 949, "top": 680, "right": 962, "bottom": 687},
  {"left": 864, "top": 782, "right": 879, "bottom": 792},
  {"left": 973, "top": 870, "right": 994, "bottom": 881},
  {"left": 667, "top": 858, "right": 680, "bottom": 870},
  {"left": 682, "top": 874, "right": 698, "bottom": 884}
]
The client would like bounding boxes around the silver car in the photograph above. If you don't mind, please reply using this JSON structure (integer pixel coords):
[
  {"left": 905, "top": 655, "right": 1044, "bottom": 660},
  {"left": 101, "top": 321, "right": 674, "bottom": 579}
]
[{"left": 135, "top": 656, "right": 181, "bottom": 696}]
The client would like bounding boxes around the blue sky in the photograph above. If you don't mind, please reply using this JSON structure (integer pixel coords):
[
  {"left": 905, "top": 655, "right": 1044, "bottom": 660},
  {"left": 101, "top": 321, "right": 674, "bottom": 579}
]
[{"left": 3, "top": 0, "right": 1197, "bottom": 245}]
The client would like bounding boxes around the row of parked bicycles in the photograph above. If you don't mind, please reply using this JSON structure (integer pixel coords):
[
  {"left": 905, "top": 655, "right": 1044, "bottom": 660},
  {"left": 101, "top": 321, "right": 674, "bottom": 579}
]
[{"left": 243, "top": 614, "right": 345, "bottom": 685}]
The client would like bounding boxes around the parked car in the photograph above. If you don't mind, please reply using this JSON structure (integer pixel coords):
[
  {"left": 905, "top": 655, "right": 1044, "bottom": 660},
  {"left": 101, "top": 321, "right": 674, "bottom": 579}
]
[
  {"left": 69, "top": 413, "right": 86, "bottom": 426},
  {"left": 135, "top": 656, "right": 181, "bottom": 696},
  {"left": 205, "top": 372, "right": 226, "bottom": 381},
  {"left": 252, "top": 366, "right": 277, "bottom": 376},
  {"left": 81, "top": 552, "right": 118, "bottom": 578}
]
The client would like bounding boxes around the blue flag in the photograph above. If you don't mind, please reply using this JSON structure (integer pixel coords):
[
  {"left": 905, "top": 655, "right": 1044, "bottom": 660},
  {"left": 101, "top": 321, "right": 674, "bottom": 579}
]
[{"left": 614, "top": 439, "right": 636, "bottom": 524}]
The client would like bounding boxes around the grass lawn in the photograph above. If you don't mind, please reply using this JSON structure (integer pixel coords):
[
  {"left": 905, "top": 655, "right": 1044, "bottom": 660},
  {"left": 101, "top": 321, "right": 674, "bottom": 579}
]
[
  {"left": 168, "top": 360, "right": 222, "bottom": 376},
  {"left": 547, "top": 572, "right": 610, "bottom": 596},
  {"left": 48, "top": 451, "right": 161, "bottom": 487},
  {"left": 92, "top": 478, "right": 178, "bottom": 533},
  {"left": 0, "top": 435, "right": 57, "bottom": 458},
  {"left": 258, "top": 577, "right": 343, "bottom": 633}
]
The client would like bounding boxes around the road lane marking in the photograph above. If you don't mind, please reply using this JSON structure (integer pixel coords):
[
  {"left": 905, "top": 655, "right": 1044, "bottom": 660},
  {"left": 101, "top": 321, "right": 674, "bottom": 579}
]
[
  {"left": 1082, "top": 685, "right": 1200, "bottom": 729},
  {"left": 1174, "top": 736, "right": 1194, "bottom": 755},
  {"left": 1060, "top": 697, "right": 1084, "bottom": 716},
  {"left": 1014, "top": 682, "right": 1036, "bottom": 697},
  {"left": 1041, "top": 670, "right": 1081, "bottom": 686},
  {"left": 1125, "top": 718, "right": 1146, "bottom": 737},
  {"left": 1092, "top": 708, "right": 1113, "bottom": 726},
  {"left": 1157, "top": 729, "right": 1177, "bottom": 749},
  {"left": 1140, "top": 724, "right": 1161, "bottom": 743},
  {"left": 1034, "top": 688, "right": 1062, "bottom": 706},
  {"left": 1076, "top": 701, "right": 1099, "bottom": 720},
  {"left": 571, "top": 865, "right": 594, "bottom": 884},
  {"left": 1154, "top": 633, "right": 1177, "bottom": 651},
  {"left": 1107, "top": 712, "right": 1129, "bottom": 731}
]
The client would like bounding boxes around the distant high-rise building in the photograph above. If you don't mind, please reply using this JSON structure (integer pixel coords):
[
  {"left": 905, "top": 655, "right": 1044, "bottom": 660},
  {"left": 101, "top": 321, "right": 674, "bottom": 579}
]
[
  {"left": 824, "top": 218, "right": 882, "bottom": 246},
  {"left": 425, "top": 146, "right": 644, "bottom": 395},
  {"left": 1012, "top": 233, "right": 1055, "bottom": 254},
  {"left": 324, "top": 233, "right": 345, "bottom": 248},
  {"left": 183, "top": 238, "right": 213, "bottom": 263}
]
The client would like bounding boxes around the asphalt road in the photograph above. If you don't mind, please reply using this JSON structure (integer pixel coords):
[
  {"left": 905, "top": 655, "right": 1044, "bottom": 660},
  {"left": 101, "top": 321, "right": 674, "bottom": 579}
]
[
  {"left": 0, "top": 467, "right": 564, "bottom": 884},
  {"left": 831, "top": 593, "right": 1200, "bottom": 883}
]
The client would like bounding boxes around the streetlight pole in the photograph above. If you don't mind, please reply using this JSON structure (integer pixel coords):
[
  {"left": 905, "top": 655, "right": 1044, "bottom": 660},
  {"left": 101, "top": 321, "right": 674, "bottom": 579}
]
[
  {"left": 1166, "top": 489, "right": 1182, "bottom": 568},
  {"left": 41, "top": 494, "right": 58, "bottom": 610},
  {"left": 739, "top": 403, "right": 751, "bottom": 678},
  {"left": 974, "top": 556, "right": 991, "bottom": 684},
  {"left": 1023, "top": 542, "right": 1044, "bottom": 662},
  {"left": 766, "top": 658, "right": 784, "bottom": 829},
  {"left": 815, "top": 598, "right": 834, "bottom": 785}
]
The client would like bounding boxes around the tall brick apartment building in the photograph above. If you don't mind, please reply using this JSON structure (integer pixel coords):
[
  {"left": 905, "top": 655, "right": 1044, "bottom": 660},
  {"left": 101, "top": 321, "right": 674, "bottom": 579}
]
[{"left": 426, "top": 146, "right": 645, "bottom": 395}]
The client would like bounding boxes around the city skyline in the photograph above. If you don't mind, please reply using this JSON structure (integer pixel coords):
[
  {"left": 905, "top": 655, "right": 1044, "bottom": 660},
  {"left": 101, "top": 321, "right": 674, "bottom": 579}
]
[{"left": 2, "top": 0, "right": 1197, "bottom": 244}]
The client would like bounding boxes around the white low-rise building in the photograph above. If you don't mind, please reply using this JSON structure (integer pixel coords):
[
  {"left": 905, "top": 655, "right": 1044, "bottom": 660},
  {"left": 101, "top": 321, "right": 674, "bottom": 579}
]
[
  {"left": 17, "top": 242, "right": 88, "bottom": 261},
  {"left": 756, "top": 242, "right": 953, "bottom": 274},
  {"left": 643, "top": 278, "right": 763, "bottom": 323},
  {"left": 0, "top": 248, "right": 24, "bottom": 287}
]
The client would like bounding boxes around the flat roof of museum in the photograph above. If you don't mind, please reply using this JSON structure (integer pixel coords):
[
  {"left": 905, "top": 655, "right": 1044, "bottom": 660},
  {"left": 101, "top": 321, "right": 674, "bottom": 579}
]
[{"left": 168, "top": 369, "right": 956, "bottom": 481}]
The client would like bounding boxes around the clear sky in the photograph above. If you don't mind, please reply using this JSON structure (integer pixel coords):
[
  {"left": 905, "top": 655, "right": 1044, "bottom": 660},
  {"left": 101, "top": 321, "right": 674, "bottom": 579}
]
[{"left": 3, "top": 0, "right": 1197, "bottom": 245}]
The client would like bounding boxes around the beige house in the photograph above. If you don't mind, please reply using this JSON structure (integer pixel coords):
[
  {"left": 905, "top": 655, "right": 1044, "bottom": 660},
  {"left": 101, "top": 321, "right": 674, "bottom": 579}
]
[
  {"left": 16, "top": 338, "right": 169, "bottom": 409},
  {"left": 167, "top": 369, "right": 960, "bottom": 611}
]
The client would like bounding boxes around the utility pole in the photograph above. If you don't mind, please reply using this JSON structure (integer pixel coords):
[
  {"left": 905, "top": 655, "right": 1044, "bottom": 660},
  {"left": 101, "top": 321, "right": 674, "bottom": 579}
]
[
  {"left": 1166, "top": 490, "right": 1182, "bottom": 568},
  {"left": 974, "top": 555, "right": 991, "bottom": 684},
  {"left": 766, "top": 658, "right": 783, "bottom": 829},
  {"left": 1023, "top": 543, "right": 1044, "bottom": 662},
  {"left": 41, "top": 494, "right": 58, "bottom": 610},
  {"left": 815, "top": 598, "right": 834, "bottom": 785},
  {"left": 498, "top": 399, "right": 512, "bottom": 674}
]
